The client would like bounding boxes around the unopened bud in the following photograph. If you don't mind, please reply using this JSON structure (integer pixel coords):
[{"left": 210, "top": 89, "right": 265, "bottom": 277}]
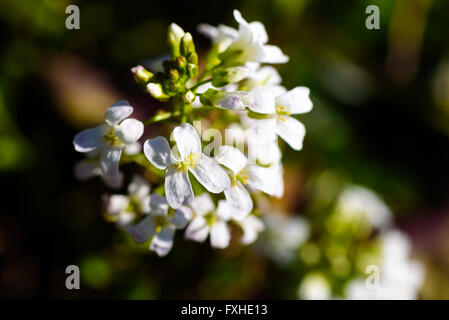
[
  {"left": 212, "top": 66, "right": 249, "bottom": 87},
  {"left": 176, "top": 56, "right": 187, "bottom": 69},
  {"left": 131, "top": 65, "right": 153, "bottom": 85},
  {"left": 180, "top": 32, "right": 196, "bottom": 57},
  {"left": 199, "top": 88, "right": 247, "bottom": 111},
  {"left": 186, "top": 63, "right": 198, "bottom": 78},
  {"left": 182, "top": 90, "right": 196, "bottom": 104},
  {"left": 169, "top": 69, "right": 179, "bottom": 80},
  {"left": 147, "top": 83, "right": 170, "bottom": 101},
  {"left": 168, "top": 23, "right": 185, "bottom": 57}
]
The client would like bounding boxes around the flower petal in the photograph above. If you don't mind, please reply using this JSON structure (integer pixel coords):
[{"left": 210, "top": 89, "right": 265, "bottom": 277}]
[
  {"left": 150, "top": 226, "right": 176, "bottom": 257},
  {"left": 104, "top": 100, "right": 133, "bottom": 126},
  {"left": 144, "top": 137, "right": 173, "bottom": 170},
  {"left": 173, "top": 123, "right": 201, "bottom": 160},
  {"left": 224, "top": 182, "right": 253, "bottom": 220},
  {"left": 102, "top": 171, "right": 124, "bottom": 189},
  {"left": 210, "top": 221, "right": 231, "bottom": 248},
  {"left": 128, "top": 175, "right": 151, "bottom": 198},
  {"left": 104, "top": 194, "right": 129, "bottom": 216},
  {"left": 248, "top": 118, "right": 277, "bottom": 147},
  {"left": 261, "top": 45, "right": 289, "bottom": 63},
  {"left": 73, "top": 125, "right": 107, "bottom": 152},
  {"left": 116, "top": 118, "right": 144, "bottom": 145},
  {"left": 100, "top": 145, "right": 123, "bottom": 178},
  {"left": 124, "top": 141, "right": 141, "bottom": 155},
  {"left": 245, "top": 163, "right": 284, "bottom": 198},
  {"left": 165, "top": 166, "right": 194, "bottom": 209},
  {"left": 149, "top": 194, "right": 169, "bottom": 216},
  {"left": 74, "top": 160, "right": 101, "bottom": 180},
  {"left": 215, "top": 145, "right": 247, "bottom": 174},
  {"left": 191, "top": 193, "right": 215, "bottom": 216},
  {"left": 276, "top": 116, "right": 306, "bottom": 151},
  {"left": 216, "top": 200, "right": 233, "bottom": 220},
  {"left": 171, "top": 206, "right": 193, "bottom": 229},
  {"left": 247, "top": 88, "right": 276, "bottom": 114},
  {"left": 128, "top": 215, "right": 156, "bottom": 244},
  {"left": 276, "top": 86, "right": 312, "bottom": 114},
  {"left": 185, "top": 216, "right": 209, "bottom": 242},
  {"left": 190, "top": 154, "right": 230, "bottom": 193},
  {"left": 240, "top": 215, "right": 264, "bottom": 245}
]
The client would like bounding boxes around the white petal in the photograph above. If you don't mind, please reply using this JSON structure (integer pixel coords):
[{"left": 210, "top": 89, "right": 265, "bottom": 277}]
[
  {"left": 248, "top": 21, "right": 268, "bottom": 43},
  {"left": 215, "top": 145, "right": 247, "bottom": 174},
  {"left": 216, "top": 200, "right": 234, "bottom": 221},
  {"left": 276, "top": 87, "right": 312, "bottom": 114},
  {"left": 190, "top": 154, "right": 230, "bottom": 193},
  {"left": 104, "top": 100, "right": 133, "bottom": 126},
  {"left": 261, "top": 45, "right": 289, "bottom": 63},
  {"left": 276, "top": 116, "right": 306, "bottom": 151},
  {"left": 233, "top": 10, "right": 248, "bottom": 26},
  {"left": 138, "top": 195, "right": 151, "bottom": 214},
  {"left": 165, "top": 166, "right": 194, "bottom": 209},
  {"left": 248, "top": 118, "right": 277, "bottom": 146},
  {"left": 191, "top": 193, "right": 215, "bottom": 216},
  {"left": 224, "top": 182, "right": 253, "bottom": 220},
  {"left": 173, "top": 123, "right": 201, "bottom": 160},
  {"left": 216, "top": 92, "right": 248, "bottom": 111},
  {"left": 197, "top": 23, "right": 219, "bottom": 39},
  {"left": 128, "top": 175, "right": 151, "bottom": 198},
  {"left": 74, "top": 160, "right": 101, "bottom": 180},
  {"left": 240, "top": 215, "right": 264, "bottom": 244},
  {"left": 171, "top": 206, "right": 193, "bottom": 229},
  {"left": 124, "top": 141, "right": 141, "bottom": 155},
  {"left": 255, "top": 141, "right": 281, "bottom": 165},
  {"left": 251, "top": 66, "right": 281, "bottom": 86},
  {"left": 116, "top": 118, "right": 144, "bottom": 145},
  {"left": 73, "top": 125, "right": 107, "bottom": 152},
  {"left": 102, "top": 171, "right": 124, "bottom": 189},
  {"left": 247, "top": 88, "right": 276, "bottom": 114},
  {"left": 150, "top": 226, "right": 176, "bottom": 257},
  {"left": 100, "top": 145, "right": 123, "bottom": 178},
  {"left": 128, "top": 215, "right": 156, "bottom": 244},
  {"left": 143, "top": 137, "right": 173, "bottom": 170},
  {"left": 210, "top": 221, "right": 231, "bottom": 248},
  {"left": 149, "top": 193, "right": 169, "bottom": 215},
  {"left": 245, "top": 164, "right": 283, "bottom": 198},
  {"left": 104, "top": 194, "right": 129, "bottom": 216},
  {"left": 185, "top": 216, "right": 209, "bottom": 242}
]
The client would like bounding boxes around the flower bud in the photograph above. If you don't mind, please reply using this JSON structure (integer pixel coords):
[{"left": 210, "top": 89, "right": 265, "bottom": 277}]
[
  {"left": 186, "top": 63, "right": 198, "bottom": 78},
  {"left": 180, "top": 32, "right": 196, "bottom": 57},
  {"left": 176, "top": 56, "right": 187, "bottom": 69},
  {"left": 199, "top": 88, "right": 248, "bottom": 110},
  {"left": 147, "top": 83, "right": 170, "bottom": 101},
  {"left": 131, "top": 65, "right": 153, "bottom": 86},
  {"left": 182, "top": 90, "right": 196, "bottom": 104},
  {"left": 211, "top": 66, "right": 249, "bottom": 87},
  {"left": 167, "top": 23, "right": 185, "bottom": 57},
  {"left": 169, "top": 69, "right": 179, "bottom": 80}
]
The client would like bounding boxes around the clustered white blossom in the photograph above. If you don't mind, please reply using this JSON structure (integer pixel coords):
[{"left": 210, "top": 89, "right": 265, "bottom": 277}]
[{"left": 73, "top": 10, "right": 312, "bottom": 257}]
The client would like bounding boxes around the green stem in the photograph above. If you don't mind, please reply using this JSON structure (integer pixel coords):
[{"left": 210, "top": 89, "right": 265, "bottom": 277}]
[{"left": 143, "top": 111, "right": 181, "bottom": 125}]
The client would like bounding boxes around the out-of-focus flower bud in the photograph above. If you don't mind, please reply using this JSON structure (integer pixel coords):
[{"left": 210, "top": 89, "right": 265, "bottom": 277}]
[
  {"left": 131, "top": 65, "right": 153, "bottom": 86},
  {"left": 176, "top": 56, "right": 187, "bottom": 70},
  {"left": 180, "top": 32, "right": 196, "bottom": 57},
  {"left": 182, "top": 90, "right": 196, "bottom": 104},
  {"left": 211, "top": 66, "right": 249, "bottom": 87},
  {"left": 186, "top": 63, "right": 198, "bottom": 78},
  {"left": 147, "top": 83, "right": 170, "bottom": 101},
  {"left": 167, "top": 23, "right": 185, "bottom": 57}
]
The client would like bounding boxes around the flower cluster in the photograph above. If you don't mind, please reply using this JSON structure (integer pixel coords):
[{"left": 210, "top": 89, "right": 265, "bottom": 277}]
[{"left": 73, "top": 10, "right": 312, "bottom": 256}]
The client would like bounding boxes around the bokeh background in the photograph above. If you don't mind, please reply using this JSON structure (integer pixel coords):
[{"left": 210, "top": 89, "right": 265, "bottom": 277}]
[{"left": 1, "top": 0, "right": 449, "bottom": 299}]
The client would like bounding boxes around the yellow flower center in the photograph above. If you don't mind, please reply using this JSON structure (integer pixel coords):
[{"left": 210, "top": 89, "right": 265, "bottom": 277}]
[
  {"left": 276, "top": 105, "right": 290, "bottom": 122},
  {"left": 103, "top": 128, "right": 123, "bottom": 146},
  {"left": 176, "top": 153, "right": 200, "bottom": 172}
]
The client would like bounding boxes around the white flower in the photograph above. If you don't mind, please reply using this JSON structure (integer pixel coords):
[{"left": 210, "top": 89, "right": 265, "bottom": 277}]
[
  {"left": 103, "top": 175, "right": 151, "bottom": 229},
  {"left": 184, "top": 194, "right": 232, "bottom": 249},
  {"left": 248, "top": 86, "right": 313, "bottom": 151},
  {"left": 297, "top": 273, "right": 332, "bottom": 300},
  {"left": 238, "top": 214, "right": 265, "bottom": 245},
  {"left": 257, "top": 214, "right": 310, "bottom": 264},
  {"left": 73, "top": 100, "right": 144, "bottom": 179},
  {"left": 199, "top": 10, "right": 289, "bottom": 65},
  {"left": 127, "top": 194, "right": 193, "bottom": 256},
  {"left": 336, "top": 185, "right": 392, "bottom": 229},
  {"left": 344, "top": 230, "right": 425, "bottom": 300},
  {"left": 74, "top": 142, "right": 141, "bottom": 189},
  {"left": 144, "top": 123, "right": 230, "bottom": 209},
  {"left": 244, "top": 63, "right": 282, "bottom": 89}
]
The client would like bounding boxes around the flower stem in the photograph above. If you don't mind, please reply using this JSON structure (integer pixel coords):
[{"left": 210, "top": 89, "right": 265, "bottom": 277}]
[{"left": 143, "top": 111, "right": 181, "bottom": 125}]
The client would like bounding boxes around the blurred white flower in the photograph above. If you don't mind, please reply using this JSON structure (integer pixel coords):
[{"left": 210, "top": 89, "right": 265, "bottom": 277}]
[
  {"left": 127, "top": 194, "right": 193, "bottom": 256},
  {"left": 103, "top": 175, "right": 151, "bottom": 229},
  {"left": 237, "top": 214, "right": 265, "bottom": 245},
  {"left": 345, "top": 230, "right": 425, "bottom": 300},
  {"left": 336, "top": 185, "right": 392, "bottom": 229},
  {"left": 297, "top": 273, "right": 332, "bottom": 300},
  {"left": 144, "top": 123, "right": 230, "bottom": 209},
  {"left": 73, "top": 100, "right": 144, "bottom": 179},
  {"left": 184, "top": 194, "right": 232, "bottom": 249}
]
